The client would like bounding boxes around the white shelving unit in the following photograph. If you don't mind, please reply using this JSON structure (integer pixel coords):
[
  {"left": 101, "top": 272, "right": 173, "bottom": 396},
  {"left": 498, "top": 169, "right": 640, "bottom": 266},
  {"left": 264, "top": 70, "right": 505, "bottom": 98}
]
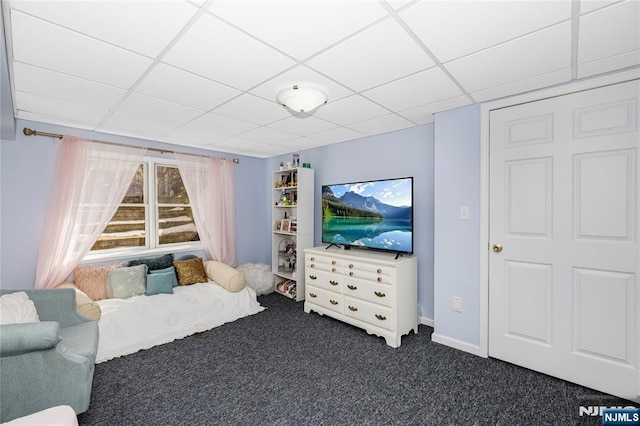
[{"left": 271, "top": 167, "right": 314, "bottom": 301}]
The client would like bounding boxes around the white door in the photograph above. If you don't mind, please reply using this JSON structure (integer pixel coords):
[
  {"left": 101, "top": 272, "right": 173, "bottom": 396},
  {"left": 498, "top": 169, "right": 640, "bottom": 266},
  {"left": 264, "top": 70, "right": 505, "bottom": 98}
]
[{"left": 489, "top": 79, "right": 639, "bottom": 402}]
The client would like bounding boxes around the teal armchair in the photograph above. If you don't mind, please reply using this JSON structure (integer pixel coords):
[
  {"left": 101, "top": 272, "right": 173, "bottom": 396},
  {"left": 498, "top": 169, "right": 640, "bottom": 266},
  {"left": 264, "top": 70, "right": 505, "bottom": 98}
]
[{"left": 0, "top": 289, "right": 99, "bottom": 423}]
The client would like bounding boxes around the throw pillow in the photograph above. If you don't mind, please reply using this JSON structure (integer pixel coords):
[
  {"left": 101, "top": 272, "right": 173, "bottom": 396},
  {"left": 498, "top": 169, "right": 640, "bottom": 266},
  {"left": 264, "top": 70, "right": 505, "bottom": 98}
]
[
  {"left": 173, "top": 257, "right": 208, "bottom": 286},
  {"left": 204, "top": 261, "right": 246, "bottom": 292},
  {"left": 128, "top": 253, "right": 174, "bottom": 271},
  {"left": 73, "top": 263, "right": 122, "bottom": 301},
  {"left": 0, "top": 292, "right": 39, "bottom": 324},
  {"left": 107, "top": 264, "right": 147, "bottom": 299},
  {"left": 149, "top": 266, "right": 179, "bottom": 287},
  {"left": 55, "top": 282, "right": 102, "bottom": 321},
  {"left": 146, "top": 272, "right": 175, "bottom": 296}
]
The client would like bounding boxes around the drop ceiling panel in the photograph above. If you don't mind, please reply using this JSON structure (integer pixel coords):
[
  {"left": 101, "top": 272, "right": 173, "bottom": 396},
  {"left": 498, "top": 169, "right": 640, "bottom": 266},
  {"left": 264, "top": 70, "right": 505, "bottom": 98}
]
[
  {"left": 10, "top": 11, "right": 152, "bottom": 89},
  {"left": 268, "top": 115, "right": 337, "bottom": 136},
  {"left": 161, "top": 126, "right": 230, "bottom": 148},
  {"left": 135, "top": 63, "right": 241, "bottom": 111},
  {"left": 17, "top": 111, "right": 98, "bottom": 131},
  {"left": 15, "top": 91, "right": 109, "bottom": 125},
  {"left": 401, "top": 0, "right": 571, "bottom": 63},
  {"left": 362, "top": 67, "right": 464, "bottom": 112},
  {"left": 117, "top": 93, "right": 204, "bottom": 126},
  {"left": 99, "top": 112, "right": 180, "bottom": 140},
  {"left": 309, "top": 127, "right": 367, "bottom": 144},
  {"left": 578, "top": 1, "right": 639, "bottom": 65},
  {"left": 580, "top": 0, "right": 625, "bottom": 14},
  {"left": 212, "top": 94, "right": 290, "bottom": 125},
  {"left": 578, "top": 50, "right": 640, "bottom": 78},
  {"left": 208, "top": 1, "right": 387, "bottom": 60},
  {"left": 349, "top": 113, "right": 414, "bottom": 136},
  {"left": 9, "top": 0, "right": 198, "bottom": 57},
  {"left": 238, "top": 127, "right": 298, "bottom": 144},
  {"left": 307, "top": 18, "right": 435, "bottom": 92},
  {"left": 445, "top": 22, "right": 571, "bottom": 93},
  {"left": 13, "top": 62, "right": 126, "bottom": 109},
  {"left": 188, "top": 112, "right": 259, "bottom": 136},
  {"left": 312, "top": 95, "right": 390, "bottom": 126},
  {"left": 162, "top": 13, "right": 296, "bottom": 90},
  {"left": 471, "top": 69, "right": 571, "bottom": 102}
]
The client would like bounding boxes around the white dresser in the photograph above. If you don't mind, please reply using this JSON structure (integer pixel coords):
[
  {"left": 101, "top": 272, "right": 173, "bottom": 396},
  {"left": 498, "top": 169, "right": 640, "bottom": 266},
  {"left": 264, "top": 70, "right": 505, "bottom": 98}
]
[{"left": 303, "top": 246, "right": 418, "bottom": 348}]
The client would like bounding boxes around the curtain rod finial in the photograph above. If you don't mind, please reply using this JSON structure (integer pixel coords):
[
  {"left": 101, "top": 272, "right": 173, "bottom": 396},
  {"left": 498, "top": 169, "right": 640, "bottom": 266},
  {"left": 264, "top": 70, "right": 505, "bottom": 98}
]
[{"left": 23, "top": 127, "right": 35, "bottom": 136}]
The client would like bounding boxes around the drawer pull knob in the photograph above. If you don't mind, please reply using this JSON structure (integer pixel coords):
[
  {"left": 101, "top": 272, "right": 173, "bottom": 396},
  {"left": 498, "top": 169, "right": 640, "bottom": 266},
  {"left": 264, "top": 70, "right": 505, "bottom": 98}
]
[
  {"left": 349, "top": 272, "right": 354, "bottom": 276},
  {"left": 331, "top": 260, "right": 336, "bottom": 265},
  {"left": 310, "top": 264, "right": 315, "bottom": 268},
  {"left": 377, "top": 268, "right": 382, "bottom": 273},
  {"left": 374, "top": 291, "right": 386, "bottom": 298},
  {"left": 310, "top": 257, "right": 315, "bottom": 261},
  {"left": 375, "top": 314, "right": 387, "bottom": 321},
  {"left": 309, "top": 275, "right": 317, "bottom": 280},
  {"left": 331, "top": 268, "right": 336, "bottom": 272},
  {"left": 330, "top": 299, "right": 338, "bottom": 305},
  {"left": 347, "top": 285, "right": 357, "bottom": 290},
  {"left": 329, "top": 280, "right": 338, "bottom": 286},
  {"left": 348, "top": 264, "right": 354, "bottom": 269},
  {"left": 377, "top": 277, "right": 382, "bottom": 282},
  {"left": 309, "top": 293, "right": 317, "bottom": 298},
  {"left": 348, "top": 305, "right": 358, "bottom": 312}
]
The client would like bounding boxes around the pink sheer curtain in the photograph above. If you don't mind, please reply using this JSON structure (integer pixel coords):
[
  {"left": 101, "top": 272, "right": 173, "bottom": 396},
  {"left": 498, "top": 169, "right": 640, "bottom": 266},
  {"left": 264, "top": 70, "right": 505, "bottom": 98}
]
[
  {"left": 174, "top": 153, "right": 237, "bottom": 266},
  {"left": 35, "top": 136, "right": 147, "bottom": 289}
]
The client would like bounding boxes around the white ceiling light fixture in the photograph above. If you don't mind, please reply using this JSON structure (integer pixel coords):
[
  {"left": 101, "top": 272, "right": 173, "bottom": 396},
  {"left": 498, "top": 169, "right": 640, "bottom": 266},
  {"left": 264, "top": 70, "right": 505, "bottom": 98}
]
[{"left": 277, "top": 85, "right": 328, "bottom": 113}]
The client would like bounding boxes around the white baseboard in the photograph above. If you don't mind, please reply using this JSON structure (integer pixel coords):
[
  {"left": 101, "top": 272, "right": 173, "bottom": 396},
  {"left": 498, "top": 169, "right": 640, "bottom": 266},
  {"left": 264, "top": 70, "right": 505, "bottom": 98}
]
[
  {"left": 419, "top": 316, "right": 434, "bottom": 327},
  {"left": 431, "top": 332, "right": 483, "bottom": 357}
]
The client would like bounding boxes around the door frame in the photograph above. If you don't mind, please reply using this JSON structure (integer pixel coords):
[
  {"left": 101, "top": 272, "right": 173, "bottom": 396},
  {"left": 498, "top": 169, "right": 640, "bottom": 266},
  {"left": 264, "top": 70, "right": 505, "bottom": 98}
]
[{"left": 478, "top": 67, "right": 640, "bottom": 358}]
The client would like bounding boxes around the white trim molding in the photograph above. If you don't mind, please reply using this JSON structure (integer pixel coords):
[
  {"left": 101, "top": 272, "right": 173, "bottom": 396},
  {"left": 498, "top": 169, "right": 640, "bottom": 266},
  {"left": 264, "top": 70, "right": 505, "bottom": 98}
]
[
  {"left": 420, "top": 316, "right": 434, "bottom": 328},
  {"left": 432, "top": 333, "right": 481, "bottom": 357},
  {"left": 478, "top": 67, "right": 640, "bottom": 359}
]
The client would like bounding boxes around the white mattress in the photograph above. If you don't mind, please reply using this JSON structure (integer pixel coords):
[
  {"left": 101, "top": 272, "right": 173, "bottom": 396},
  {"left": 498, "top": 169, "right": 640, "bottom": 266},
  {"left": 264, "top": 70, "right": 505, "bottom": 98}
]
[{"left": 95, "top": 282, "right": 264, "bottom": 363}]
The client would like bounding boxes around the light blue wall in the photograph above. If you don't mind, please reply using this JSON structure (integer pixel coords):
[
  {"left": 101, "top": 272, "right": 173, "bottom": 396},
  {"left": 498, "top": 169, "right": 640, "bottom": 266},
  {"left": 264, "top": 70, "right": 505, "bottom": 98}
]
[
  {"left": 267, "top": 125, "right": 435, "bottom": 320},
  {"left": 433, "top": 104, "right": 481, "bottom": 345},
  {"left": 0, "top": 119, "right": 267, "bottom": 289}
]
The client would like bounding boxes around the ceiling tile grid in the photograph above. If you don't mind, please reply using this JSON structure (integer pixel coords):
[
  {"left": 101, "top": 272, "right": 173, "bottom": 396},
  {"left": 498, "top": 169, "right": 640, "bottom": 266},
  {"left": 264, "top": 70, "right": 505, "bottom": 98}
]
[{"left": 2, "top": 0, "right": 638, "bottom": 158}]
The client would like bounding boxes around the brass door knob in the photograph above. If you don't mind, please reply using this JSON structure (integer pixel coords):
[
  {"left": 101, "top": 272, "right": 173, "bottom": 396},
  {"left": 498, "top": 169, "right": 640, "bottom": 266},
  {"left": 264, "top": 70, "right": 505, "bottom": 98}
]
[{"left": 492, "top": 243, "right": 503, "bottom": 253}]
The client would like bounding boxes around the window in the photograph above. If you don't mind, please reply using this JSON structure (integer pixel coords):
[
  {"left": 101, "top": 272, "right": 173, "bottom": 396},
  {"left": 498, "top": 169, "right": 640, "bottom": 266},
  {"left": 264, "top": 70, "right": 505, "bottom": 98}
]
[{"left": 90, "top": 158, "right": 200, "bottom": 256}]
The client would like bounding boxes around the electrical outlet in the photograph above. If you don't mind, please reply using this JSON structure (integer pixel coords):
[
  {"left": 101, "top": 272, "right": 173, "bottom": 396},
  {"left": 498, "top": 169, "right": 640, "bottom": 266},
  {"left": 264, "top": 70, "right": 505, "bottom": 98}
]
[
  {"left": 452, "top": 296, "right": 463, "bottom": 312},
  {"left": 460, "top": 206, "right": 469, "bottom": 220}
]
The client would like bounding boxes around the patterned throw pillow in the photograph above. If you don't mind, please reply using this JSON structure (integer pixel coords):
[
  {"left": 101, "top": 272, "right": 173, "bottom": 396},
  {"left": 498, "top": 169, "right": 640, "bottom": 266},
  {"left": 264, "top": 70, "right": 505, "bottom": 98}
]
[
  {"left": 128, "top": 253, "right": 174, "bottom": 271},
  {"left": 173, "top": 257, "right": 208, "bottom": 286},
  {"left": 107, "top": 264, "right": 148, "bottom": 299},
  {"left": 73, "top": 263, "right": 122, "bottom": 300}
]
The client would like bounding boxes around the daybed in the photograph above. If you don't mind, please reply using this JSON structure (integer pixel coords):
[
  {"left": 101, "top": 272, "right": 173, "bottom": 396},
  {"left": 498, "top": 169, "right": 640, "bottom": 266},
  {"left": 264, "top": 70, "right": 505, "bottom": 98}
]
[{"left": 62, "top": 256, "right": 265, "bottom": 363}]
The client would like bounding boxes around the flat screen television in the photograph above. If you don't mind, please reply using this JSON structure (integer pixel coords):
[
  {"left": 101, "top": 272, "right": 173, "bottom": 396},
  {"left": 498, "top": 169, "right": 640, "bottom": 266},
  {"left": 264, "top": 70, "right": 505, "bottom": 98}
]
[{"left": 321, "top": 177, "right": 413, "bottom": 255}]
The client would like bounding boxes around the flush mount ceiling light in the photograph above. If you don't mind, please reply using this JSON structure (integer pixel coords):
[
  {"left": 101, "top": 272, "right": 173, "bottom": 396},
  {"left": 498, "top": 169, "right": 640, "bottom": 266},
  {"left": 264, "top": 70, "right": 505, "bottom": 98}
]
[{"left": 276, "top": 85, "right": 328, "bottom": 113}]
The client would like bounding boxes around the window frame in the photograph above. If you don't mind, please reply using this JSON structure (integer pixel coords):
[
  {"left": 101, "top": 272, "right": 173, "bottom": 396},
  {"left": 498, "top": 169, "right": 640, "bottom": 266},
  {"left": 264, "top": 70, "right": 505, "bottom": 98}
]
[{"left": 83, "top": 156, "right": 203, "bottom": 263}]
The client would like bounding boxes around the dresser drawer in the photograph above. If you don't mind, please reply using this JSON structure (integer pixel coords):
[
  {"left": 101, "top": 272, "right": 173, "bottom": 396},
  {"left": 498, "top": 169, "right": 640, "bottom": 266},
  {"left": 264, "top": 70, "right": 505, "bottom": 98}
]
[
  {"left": 343, "top": 278, "right": 393, "bottom": 308},
  {"left": 343, "top": 261, "right": 395, "bottom": 285},
  {"left": 306, "top": 270, "right": 343, "bottom": 292},
  {"left": 344, "top": 297, "right": 394, "bottom": 331},
  {"left": 306, "top": 254, "right": 343, "bottom": 274},
  {"left": 306, "top": 285, "right": 343, "bottom": 314}
]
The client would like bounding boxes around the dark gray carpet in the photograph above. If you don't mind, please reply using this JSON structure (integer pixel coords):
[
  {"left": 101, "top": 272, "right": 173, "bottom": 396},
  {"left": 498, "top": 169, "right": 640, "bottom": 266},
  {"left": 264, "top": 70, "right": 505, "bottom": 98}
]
[{"left": 78, "top": 293, "right": 634, "bottom": 425}]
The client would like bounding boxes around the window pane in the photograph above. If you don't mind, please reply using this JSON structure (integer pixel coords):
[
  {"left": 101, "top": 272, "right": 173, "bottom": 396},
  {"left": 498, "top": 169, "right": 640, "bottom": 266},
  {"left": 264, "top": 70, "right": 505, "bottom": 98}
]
[
  {"left": 156, "top": 165, "right": 189, "bottom": 204},
  {"left": 91, "top": 205, "right": 146, "bottom": 250},
  {"left": 122, "top": 165, "right": 144, "bottom": 204},
  {"left": 158, "top": 206, "right": 200, "bottom": 245},
  {"left": 91, "top": 164, "right": 145, "bottom": 251}
]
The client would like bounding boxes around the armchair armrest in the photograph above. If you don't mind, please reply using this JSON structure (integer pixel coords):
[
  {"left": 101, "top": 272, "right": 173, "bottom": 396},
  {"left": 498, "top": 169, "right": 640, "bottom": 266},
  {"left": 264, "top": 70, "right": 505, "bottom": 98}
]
[{"left": 0, "top": 322, "right": 61, "bottom": 357}]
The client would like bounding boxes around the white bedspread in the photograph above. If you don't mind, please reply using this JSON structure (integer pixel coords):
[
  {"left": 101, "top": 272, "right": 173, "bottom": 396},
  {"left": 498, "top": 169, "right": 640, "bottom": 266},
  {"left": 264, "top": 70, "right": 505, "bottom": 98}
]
[{"left": 95, "top": 282, "right": 264, "bottom": 363}]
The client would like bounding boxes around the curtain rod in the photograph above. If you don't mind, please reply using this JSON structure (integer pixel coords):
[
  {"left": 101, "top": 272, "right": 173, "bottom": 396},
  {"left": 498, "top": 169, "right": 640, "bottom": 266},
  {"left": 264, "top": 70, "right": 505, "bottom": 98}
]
[{"left": 22, "top": 127, "right": 240, "bottom": 163}]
